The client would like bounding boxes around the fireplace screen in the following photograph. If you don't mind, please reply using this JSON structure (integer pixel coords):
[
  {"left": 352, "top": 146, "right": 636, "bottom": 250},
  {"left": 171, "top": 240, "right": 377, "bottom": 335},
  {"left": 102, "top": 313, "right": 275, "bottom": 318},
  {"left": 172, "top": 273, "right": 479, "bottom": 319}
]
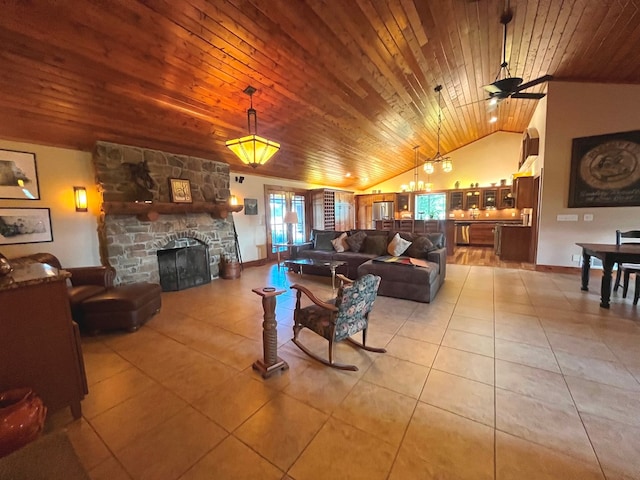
[{"left": 157, "top": 238, "right": 211, "bottom": 291}]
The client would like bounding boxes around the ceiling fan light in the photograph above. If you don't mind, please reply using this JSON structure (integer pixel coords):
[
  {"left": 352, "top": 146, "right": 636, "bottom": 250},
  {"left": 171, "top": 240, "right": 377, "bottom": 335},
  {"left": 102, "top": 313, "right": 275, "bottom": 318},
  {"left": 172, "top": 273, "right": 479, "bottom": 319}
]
[{"left": 423, "top": 161, "right": 435, "bottom": 175}]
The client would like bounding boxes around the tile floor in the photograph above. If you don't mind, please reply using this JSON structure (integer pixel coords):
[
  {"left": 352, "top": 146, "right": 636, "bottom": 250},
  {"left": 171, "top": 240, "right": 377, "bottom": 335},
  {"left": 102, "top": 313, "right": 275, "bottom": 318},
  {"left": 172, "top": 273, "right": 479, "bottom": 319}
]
[{"left": 50, "top": 264, "right": 640, "bottom": 479}]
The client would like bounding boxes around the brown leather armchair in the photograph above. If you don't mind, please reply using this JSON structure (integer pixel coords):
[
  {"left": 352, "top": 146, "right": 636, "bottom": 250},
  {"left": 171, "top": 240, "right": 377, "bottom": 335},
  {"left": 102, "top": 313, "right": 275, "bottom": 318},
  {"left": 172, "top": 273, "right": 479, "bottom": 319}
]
[
  {"left": 17, "top": 253, "right": 116, "bottom": 320},
  {"left": 14, "top": 252, "right": 161, "bottom": 334}
]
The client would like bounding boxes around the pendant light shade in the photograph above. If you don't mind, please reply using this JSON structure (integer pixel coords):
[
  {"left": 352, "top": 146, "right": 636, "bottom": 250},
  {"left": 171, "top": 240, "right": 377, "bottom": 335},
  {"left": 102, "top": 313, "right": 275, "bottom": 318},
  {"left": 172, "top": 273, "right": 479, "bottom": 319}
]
[
  {"left": 423, "top": 161, "right": 435, "bottom": 175},
  {"left": 226, "top": 86, "right": 280, "bottom": 168}
]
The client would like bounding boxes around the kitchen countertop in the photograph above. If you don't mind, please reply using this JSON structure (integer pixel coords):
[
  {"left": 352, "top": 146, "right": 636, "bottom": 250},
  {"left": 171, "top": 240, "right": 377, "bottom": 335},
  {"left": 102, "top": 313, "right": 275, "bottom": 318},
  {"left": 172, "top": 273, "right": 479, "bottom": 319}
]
[{"left": 453, "top": 220, "right": 522, "bottom": 224}]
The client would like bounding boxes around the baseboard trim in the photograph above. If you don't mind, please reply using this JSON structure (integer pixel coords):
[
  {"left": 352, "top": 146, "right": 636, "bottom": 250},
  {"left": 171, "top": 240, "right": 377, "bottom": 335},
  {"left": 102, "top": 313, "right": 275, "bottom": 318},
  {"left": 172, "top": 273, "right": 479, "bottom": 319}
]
[
  {"left": 535, "top": 264, "right": 582, "bottom": 274},
  {"left": 242, "top": 259, "right": 269, "bottom": 268}
]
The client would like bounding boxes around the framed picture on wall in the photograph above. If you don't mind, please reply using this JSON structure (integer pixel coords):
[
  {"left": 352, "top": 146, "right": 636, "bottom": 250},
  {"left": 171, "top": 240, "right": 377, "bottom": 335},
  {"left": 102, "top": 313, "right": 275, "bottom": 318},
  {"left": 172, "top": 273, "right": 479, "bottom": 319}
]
[
  {"left": 0, "top": 149, "right": 40, "bottom": 200},
  {"left": 568, "top": 130, "right": 640, "bottom": 207},
  {"left": 0, "top": 208, "right": 53, "bottom": 245},
  {"left": 169, "top": 178, "right": 192, "bottom": 203},
  {"left": 244, "top": 198, "right": 258, "bottom": 215}
]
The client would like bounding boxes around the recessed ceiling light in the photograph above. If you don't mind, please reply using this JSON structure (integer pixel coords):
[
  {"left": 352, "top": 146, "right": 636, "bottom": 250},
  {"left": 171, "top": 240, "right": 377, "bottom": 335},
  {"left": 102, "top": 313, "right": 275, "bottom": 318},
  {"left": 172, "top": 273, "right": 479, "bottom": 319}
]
[
  {"left": 345, "top": 172, "right": 352, "bottom": 177},
  {"left": 489, "top": 116, "right": 498, "bottom": 123}
]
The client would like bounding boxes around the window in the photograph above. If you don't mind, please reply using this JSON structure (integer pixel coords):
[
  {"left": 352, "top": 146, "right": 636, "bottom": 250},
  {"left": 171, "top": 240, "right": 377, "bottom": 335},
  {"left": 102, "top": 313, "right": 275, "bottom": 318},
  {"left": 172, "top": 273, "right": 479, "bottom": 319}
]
[{"left": 415, "top": 193, "right": 446, "bottom": 220}]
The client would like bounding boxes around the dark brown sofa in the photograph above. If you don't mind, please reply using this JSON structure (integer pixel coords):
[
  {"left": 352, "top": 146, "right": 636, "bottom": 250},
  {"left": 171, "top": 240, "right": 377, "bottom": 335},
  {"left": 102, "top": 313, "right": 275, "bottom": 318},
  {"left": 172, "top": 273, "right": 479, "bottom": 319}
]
[
  {"left": 10, "top": 253, "right": 161, "bottom": 333},
  {"left": 295, "top": 229, "right": 446, "bottom": 302}
]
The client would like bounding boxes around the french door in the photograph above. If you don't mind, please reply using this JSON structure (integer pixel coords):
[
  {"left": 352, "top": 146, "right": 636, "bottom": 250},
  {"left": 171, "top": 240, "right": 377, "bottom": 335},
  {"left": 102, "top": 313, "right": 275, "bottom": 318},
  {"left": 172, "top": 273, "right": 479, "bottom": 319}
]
[{"left": 264, "top": 186, "right": 307, "bottom": 260}]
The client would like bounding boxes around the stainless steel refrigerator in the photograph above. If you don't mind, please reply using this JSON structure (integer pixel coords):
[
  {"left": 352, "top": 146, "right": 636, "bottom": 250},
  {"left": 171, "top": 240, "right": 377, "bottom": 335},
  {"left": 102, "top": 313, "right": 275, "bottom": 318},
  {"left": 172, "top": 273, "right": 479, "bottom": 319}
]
[{"left": 372, "top": 201, "right": 394, "bottom": 221}]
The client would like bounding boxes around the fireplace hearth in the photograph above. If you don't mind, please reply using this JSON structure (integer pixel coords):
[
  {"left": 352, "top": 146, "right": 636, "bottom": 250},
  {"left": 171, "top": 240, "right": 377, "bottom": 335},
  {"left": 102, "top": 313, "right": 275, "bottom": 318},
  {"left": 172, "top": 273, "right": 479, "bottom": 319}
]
[{"left": 157, "top": 238, "right": 211, "bottom": 291}]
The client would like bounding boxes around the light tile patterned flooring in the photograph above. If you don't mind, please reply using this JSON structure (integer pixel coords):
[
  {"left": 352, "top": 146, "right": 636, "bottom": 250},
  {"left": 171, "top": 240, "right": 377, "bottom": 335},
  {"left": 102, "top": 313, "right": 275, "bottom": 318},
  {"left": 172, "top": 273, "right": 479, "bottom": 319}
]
[{"left": 50, "top": 264, "right": 640, "bottom": 479}]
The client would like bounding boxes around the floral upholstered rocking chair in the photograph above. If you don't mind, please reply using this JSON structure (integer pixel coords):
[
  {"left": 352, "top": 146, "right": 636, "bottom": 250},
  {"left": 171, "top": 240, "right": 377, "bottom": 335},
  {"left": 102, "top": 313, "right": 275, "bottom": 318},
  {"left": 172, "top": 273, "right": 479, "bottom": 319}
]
[{"left": 290, "top": 274, "right": 386, "bottom": 371}]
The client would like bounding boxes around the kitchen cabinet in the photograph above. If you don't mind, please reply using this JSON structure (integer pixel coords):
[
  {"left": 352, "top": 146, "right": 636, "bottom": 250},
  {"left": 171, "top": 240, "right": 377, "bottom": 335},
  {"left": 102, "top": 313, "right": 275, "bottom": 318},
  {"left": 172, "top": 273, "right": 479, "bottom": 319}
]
[
  {"left": 449, "top": 191, "right": 464, "bottom": 210},
  {"left": 464, "top": 190, "right": 481, "bottom": 210},
  {"left": 499, "top": 187, "right": 514, "bottom": 209},
  {"left": 500, "top": 225, "right": 532, "bottom": 262},
  {"left": 396, "top": 193, "right": 411, "bottom": 212},
  {"left": 514, "top": 176, "right": 534, "bottom": 209},
  {"left": 370, "top": 193, "right": 395, "bottom": 203},
  {"left": 482, "top": 189, "right": 497, "bottom": 209},
  {"left": 469, "top": 223, "right": 496, "bottom": 246},
  {"left": 355, "top": 194, "right": 373, "bottom": 229}
]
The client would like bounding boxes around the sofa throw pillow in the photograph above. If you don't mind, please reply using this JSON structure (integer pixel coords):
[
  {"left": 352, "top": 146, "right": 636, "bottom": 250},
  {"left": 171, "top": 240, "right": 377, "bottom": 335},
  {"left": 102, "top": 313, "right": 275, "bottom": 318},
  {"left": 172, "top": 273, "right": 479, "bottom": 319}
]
[
  {"left": 331, "top": 232, "right": 350, "bottom": 253},
  {"left": 345, "top": 230, "right": 367, "bottom": 253},
  {"left": 427, "top": 232, "right": 445, "bottom": 250},
  {"left": 315, "top": 231, "right": 339, "bottom": 251},
  {"left": 387, "top": 232, "right": 412, "bottom": 256},
  {"left": 405, "top": 235, "right": 434, "bottom": 259},
  {"left": 362, "top": 234, "right": 389, "bottom": 256}
]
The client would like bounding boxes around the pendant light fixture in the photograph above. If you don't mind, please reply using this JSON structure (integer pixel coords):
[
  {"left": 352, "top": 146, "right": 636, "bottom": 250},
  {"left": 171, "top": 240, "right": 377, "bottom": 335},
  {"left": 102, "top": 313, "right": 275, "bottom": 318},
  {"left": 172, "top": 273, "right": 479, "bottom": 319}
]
[
  {"left": 226, "top": 86, "right": 280, "bottom": 168},
  {"left": 424, "top": 85, "right": 453, "bottom": 174}
]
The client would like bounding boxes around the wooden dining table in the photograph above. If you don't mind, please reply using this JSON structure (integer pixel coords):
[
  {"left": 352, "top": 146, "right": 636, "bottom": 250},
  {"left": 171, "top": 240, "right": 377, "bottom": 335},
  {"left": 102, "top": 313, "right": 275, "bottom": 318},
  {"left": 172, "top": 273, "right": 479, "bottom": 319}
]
[{"left": 576, "top": 242, "right": 640, "bottom": 308}]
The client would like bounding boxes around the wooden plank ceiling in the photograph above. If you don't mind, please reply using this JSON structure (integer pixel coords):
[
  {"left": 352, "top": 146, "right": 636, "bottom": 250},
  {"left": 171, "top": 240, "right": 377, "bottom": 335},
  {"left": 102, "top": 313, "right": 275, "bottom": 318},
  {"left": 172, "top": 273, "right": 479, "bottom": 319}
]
[{"left": 1, "top": 0, "right": 639, "bottom": 190}]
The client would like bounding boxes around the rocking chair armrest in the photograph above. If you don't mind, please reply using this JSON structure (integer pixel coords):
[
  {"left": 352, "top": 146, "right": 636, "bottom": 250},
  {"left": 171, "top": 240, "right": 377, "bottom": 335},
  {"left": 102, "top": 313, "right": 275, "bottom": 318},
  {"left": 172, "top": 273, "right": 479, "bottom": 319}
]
[
  {"left": 336, "top": 274, "right": 353, "bottom": 285},
  {"left": 290, "top": 284, "right": 339, "bottom": 312}
]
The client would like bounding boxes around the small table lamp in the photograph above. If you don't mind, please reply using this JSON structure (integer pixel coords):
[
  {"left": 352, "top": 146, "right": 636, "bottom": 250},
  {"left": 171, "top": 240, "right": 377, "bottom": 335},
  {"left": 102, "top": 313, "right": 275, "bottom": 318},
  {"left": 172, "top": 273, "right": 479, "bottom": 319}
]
[{"left": 284, "top": 211, "right": 299, "bottom": 244}]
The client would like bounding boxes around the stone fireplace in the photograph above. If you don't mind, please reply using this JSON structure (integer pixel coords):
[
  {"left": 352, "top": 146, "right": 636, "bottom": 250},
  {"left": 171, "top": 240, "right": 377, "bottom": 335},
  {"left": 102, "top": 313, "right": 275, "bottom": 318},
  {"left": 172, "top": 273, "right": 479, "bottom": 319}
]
[{"left": 94, "top": 141, "right": 238, "bottom": 285}]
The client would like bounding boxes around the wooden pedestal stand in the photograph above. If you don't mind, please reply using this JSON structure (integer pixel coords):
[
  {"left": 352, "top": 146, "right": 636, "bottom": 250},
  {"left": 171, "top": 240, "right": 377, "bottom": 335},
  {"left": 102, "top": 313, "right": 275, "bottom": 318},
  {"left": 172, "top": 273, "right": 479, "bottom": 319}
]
[{"left": 251, "top": 287, "right": 289, "bottom": 378}]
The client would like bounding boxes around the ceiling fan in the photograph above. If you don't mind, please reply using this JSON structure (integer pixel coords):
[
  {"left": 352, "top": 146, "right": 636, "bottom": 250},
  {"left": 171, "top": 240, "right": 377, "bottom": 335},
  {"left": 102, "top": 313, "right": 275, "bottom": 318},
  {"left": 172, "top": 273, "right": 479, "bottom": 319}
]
[{"left": 484, "top": 8, "right": 553, "bottom": 106}]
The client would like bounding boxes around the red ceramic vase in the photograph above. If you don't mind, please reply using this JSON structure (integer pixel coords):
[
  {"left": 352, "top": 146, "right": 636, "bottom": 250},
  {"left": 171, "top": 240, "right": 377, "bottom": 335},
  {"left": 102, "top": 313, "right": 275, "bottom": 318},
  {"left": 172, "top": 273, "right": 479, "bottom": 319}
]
[{"left": 0, "top": 388, "right": 47, "bottom": 458}]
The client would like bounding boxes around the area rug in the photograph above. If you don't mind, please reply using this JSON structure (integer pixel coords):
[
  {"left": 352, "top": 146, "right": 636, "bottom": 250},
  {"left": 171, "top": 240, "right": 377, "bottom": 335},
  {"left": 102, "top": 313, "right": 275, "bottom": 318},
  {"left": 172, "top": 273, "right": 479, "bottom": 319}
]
[{"left": 0, "top": 430, "right": 90, "bottom": 480}]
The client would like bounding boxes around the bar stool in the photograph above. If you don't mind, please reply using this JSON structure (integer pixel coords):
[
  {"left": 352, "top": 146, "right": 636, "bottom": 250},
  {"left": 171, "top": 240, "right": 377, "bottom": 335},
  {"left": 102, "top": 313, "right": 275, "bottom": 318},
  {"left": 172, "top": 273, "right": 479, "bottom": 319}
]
[
  {"left": 381, "top": 220, "right": 394, "bottom": 230},
  {"left": 399, "top": 219, "right": 414, "bottom": 232}
]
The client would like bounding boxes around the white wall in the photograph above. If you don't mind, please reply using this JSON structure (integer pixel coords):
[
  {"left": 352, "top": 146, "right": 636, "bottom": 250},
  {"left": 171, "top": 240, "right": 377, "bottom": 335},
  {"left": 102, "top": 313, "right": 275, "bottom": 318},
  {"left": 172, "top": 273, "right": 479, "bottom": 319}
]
[
  {"left": 368, "top": 132, "right": 522, "bottom": 193},
  {"left": 0, "top": 139, "right": 100, "bottom": 267},
  {"left": 536, "top": 81, "right": 640, "bottom": 267}
]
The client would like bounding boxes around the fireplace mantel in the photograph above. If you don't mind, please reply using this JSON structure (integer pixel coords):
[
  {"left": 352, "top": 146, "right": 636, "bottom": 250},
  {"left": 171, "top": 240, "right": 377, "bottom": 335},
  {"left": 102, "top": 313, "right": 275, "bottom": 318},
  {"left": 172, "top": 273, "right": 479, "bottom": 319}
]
[{"left": 102, "top": 201, "right": 243, "bottom": 221}]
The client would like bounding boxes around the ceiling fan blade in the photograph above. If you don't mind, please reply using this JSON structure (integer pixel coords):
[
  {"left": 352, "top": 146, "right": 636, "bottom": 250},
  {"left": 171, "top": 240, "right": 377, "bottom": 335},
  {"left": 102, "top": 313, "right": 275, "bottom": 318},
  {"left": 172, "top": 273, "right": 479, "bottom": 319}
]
[
  {"left": 514, "top": 74, "right": 554, "bottom": 92},
  {"left": 510, "top": 92, "right": 546, "bottom": 100}
]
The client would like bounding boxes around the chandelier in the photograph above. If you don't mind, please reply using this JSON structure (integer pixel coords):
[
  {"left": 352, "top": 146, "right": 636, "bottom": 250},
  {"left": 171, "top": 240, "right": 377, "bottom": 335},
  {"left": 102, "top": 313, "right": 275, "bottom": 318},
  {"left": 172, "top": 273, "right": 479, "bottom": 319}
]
[
  {"left": 424, "top": 85, "right": 453, "bottom": 174},
  {"left": 401, "top": 146, "right": 433, "bottom": 192},
  {"left": 226, "top": 86, "right": 280, "bottom": 168}
]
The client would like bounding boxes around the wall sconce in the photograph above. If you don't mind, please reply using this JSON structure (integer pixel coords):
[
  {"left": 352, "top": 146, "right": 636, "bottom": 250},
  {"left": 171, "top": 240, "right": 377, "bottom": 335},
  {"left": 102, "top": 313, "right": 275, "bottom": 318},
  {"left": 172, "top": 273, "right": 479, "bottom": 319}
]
[
  {"left": 74, "top": 186, "right": 88, "bottom": 212},
  {"left": 228, "top": 195, "right": 239, "bottom": 206}
]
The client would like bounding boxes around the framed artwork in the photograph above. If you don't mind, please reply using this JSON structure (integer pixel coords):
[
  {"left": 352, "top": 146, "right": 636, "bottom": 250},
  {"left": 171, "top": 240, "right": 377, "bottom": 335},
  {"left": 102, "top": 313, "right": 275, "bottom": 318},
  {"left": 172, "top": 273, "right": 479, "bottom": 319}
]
[
  {"left": 244, "top": 198, "right": 258, "bottom": 215},
  {"left": 0, "top": 208, "right": 53, "bottom": 245},
  {"left": 568, "top": 130, "right": 640, "bottom": 207},
  {"left": 0, "top": 149, "right": 40, "bottom": 200},
  {"left": 169, "top": 178, "right": 192, "bottom": 203}
]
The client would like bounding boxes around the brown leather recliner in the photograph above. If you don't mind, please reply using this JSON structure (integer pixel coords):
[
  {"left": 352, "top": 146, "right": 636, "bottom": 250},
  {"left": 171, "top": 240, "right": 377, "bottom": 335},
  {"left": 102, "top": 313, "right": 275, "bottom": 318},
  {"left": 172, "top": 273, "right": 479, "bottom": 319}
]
[
  {"left": 12, "top": 253, "right": 161, "bottom": 334},
  {"left": 24, "top": 253, "right": 116, "bottom": 321}
]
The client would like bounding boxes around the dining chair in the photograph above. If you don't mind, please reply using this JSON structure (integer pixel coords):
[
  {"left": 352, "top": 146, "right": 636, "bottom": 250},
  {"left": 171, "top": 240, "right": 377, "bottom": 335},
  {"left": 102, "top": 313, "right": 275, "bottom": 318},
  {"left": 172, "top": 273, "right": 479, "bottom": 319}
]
[{"left": 613, "top": 229, "right": 640, "bottom": 305}]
